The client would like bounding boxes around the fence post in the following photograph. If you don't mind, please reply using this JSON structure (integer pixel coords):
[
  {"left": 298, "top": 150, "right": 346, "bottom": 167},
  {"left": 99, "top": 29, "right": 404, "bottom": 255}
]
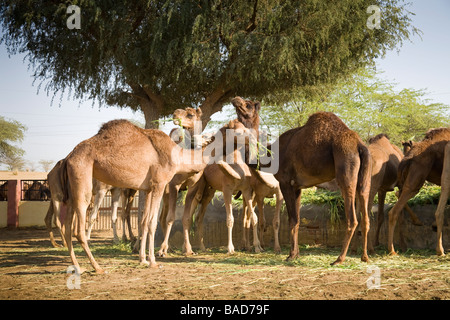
[{"left": 7, "top": 180, "right": 21, "bottom": 228}]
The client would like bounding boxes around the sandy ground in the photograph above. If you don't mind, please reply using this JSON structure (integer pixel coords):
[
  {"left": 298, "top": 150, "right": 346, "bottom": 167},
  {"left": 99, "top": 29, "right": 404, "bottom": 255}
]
[{"left": 0, "top": 228, "right": 448, "bottom": 304}]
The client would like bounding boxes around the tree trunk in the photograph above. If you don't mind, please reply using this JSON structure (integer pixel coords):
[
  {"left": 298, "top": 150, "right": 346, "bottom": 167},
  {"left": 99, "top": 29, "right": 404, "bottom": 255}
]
[{"left": 140, "top": 98, "right": 163, "bottom": 129}]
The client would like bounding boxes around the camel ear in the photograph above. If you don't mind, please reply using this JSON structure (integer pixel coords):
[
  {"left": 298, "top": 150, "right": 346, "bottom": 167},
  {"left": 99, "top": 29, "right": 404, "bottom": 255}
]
[
  {"left": 196, "top": 107, "right": 203, "bottom": 117},
  {"left": 254, "top": 101, "right": 261, "bottom": 112}
]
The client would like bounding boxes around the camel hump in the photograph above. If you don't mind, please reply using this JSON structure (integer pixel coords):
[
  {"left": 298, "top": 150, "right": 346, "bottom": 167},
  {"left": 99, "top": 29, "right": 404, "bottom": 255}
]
[{"left": 423, "top": 127, "right": 450, "bottom": 141}]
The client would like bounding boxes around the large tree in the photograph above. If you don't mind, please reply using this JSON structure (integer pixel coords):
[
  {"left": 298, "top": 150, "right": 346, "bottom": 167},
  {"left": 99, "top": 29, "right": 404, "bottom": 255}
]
[{"left": 0, "top": 0, "right": 418, "bottom": 128}]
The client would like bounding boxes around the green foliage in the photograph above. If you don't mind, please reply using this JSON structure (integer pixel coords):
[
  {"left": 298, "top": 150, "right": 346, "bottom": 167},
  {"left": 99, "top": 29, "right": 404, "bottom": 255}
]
[
  {"left": 0, "top": 1, "right": 419, "bottom": 124},
  {"left": 0, "top": 116, "right": 26, "bottom": 165},
  {"left": 261, "top": 67, "right": 450, "bottom": 145}
]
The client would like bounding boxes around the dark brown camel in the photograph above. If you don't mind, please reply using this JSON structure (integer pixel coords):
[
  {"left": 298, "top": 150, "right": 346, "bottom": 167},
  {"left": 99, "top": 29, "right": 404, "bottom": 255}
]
[
  {"left": 350, "top": 134, "right": 421, "bottom": 253},
  {"left": 388, "top": 127, "right": 450, "bottom": 256},
  {"left": 251, "top": 111, "right": 372, "bottom": 265},
  {"left": 434, "top": 141, "right": 450, "bottom": 256}
]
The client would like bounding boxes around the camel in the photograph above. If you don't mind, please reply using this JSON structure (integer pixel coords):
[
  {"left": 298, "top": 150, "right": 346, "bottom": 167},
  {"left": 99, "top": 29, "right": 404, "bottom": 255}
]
[
  {"left": 86, "top": 180, "right": 136, "bottom": 243},
  {"left": 387, "top": 128, "right": 450, "bottom": 256},
  {"left": 249, "top": 111, "right": 372, "bottom": 265},
  {"left": 180, "top": 97, "right": 263, "bottom": 255},
  {"left": 433, "top": 141, "right": 450, "bottom": 256},
  {"left": 60, "top": 116, "right": 247, "bottom": 273},
  {"left": 241, "top": 171, "right": 284, "bottom": 253},
  {"left": 157, "top": 106, "right": 205, "bottom": 257},
  {"left": 349, "top": 134, "right": 420, "bottom": 253},
  {"left": 24, "top": 181, "right": 50, "bottom": 200},
  {"left": 170, "top": 107, "right": 203, "bottom": 147}
]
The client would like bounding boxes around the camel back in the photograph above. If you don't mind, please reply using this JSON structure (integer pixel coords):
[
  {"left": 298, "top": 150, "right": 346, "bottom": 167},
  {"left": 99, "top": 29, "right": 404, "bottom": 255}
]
[{"left": 398, "top": 127, "right": 450, "bottom": 187}]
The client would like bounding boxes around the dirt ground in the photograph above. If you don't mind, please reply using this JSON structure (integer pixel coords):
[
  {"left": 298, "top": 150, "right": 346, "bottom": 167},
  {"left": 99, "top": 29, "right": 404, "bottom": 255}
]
[{"left": 0, "top": 228, "right": 448, "bottom": 302}]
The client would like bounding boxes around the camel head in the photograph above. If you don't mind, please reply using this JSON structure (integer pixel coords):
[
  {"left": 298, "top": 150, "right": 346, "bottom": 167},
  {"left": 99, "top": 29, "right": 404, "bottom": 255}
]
[
  {"left": 231, "top": 96, "right": 261, "bottom": 130},
  {"left": 401, "top": 140, "right": 414, "bottom": 155},
  {"left": 172, "top": 107, "right": 203, "bottom": 133}
]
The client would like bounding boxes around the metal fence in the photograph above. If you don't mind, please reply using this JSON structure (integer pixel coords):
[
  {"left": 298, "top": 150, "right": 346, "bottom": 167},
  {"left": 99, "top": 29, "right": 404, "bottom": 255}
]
[
  {"left": 21, "top": 180, "right": 51, "bottom": 201},
  {"left": 0, "top": 180, "right": 7, "bottom": 201}
]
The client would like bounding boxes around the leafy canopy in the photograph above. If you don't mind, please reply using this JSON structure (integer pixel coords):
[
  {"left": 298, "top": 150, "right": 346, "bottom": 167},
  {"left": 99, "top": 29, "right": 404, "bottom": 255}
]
[
  {"left": 260, "top": 67, "right": 450, "bottom": 145},
  {"left": 0, "top": 1, "right": 419, "bottom": 126}
]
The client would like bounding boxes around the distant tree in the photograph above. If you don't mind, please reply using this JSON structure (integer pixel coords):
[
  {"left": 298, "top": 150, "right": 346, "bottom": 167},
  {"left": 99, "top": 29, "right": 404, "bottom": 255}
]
[
  {"left": 0, "top": 1, "right": 419, "bottom": 128},
  {"left": 261, "top": 67, "right": 450, "bottom": 145},
  {"left": 2, "top": 154, "right": 26, "bottom": 171},
  {"left": 0, "top": 116, "right": 26, "bottom": 166},
  {"left": 39, "top": 160, "right": 54, "bottom": 172}
]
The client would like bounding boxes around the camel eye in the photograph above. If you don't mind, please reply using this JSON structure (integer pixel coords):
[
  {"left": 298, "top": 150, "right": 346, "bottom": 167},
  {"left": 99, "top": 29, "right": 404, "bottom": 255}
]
[
  {"left": 187, "top": 114, "right": 194, "bottom": 118},
  {"left": 246, "top": 103, "right": 252, "bottom": 109}
]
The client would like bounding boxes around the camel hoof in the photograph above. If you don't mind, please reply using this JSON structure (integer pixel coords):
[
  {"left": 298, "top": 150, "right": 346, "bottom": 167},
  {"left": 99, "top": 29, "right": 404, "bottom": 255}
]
[
  {"left": 95, "top": 269, "right": 107, "bottom": 274},
  {"left": 140, "top": 260, "right": 150, "bottom": 266},
  {"left": 184, "top": 251, "right": 197, "bottom": 256},
  {"left": 254, "top": 246, "right": 263, "bottom": 253},
  {"left": 149, "top": 262, "right": 161, "bottom": 269},
  {"left": 361, "top": 255, "right": 369, "bottom": 263},
  {"left": 330, "top": 260, "right": 342, "bottom": 266},
  {"left": 157, "top": 250, "right": 167, "bottom": 258},
  {"left": 388, "top": 251, "right": 398, "bottom": 256}
]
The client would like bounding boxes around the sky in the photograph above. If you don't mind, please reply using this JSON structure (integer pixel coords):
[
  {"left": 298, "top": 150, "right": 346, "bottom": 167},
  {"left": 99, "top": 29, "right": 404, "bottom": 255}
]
[{"left": 0, "top": 0, "right": 449, "bottom": 171}]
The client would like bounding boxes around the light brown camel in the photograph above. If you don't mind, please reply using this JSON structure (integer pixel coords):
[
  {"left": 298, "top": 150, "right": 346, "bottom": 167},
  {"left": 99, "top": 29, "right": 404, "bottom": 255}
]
[
  {"left": 170, "top": 107, "right": 203, "bottom": 147},
  {"left": 250, "top": 111, "right": 372, "bottom": 265},
  {"left": 44, "top": 159, "right": 67, "bottom": 248},
  {"left": 387, "top": 127, "right": 450, "bottom": 256},
  {"left": 241, "top": 170, "right": 284, "bottom": 253},
  {"left": 433, "top": 141, "right": 450, "bottom": 256},
  {"left": 157, "top": 106, "right": 205, "bottom": 257},
  {"left": 181, "top": 97, "right": 262, "bottom": 255},
  {"left": 61, "top": 118, "right": 245, "bottom": 273},
  {"left": 86, "top": 180, "right": 136, "bottom": 243}
]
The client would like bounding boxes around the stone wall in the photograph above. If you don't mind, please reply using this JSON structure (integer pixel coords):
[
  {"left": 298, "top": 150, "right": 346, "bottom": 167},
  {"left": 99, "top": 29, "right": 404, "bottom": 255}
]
[{"left": 155, "top": 197, "right": 450, "bottom": 253}]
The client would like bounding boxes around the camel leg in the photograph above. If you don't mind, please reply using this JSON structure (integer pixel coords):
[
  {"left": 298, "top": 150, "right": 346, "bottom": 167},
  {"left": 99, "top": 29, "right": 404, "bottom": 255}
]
[
  {"left": 332, "top": 167, "right": 359, "bottom": 265},
  {"left": 125, "top": 192, "right": 136, "bottom": 242},
  {"left": 63, "top": 204, "right": 81, "bottom": 272},
  {"left": 435, "top": 143, "right": 450, "bottom": 256},
  {"left": 357, "top": 187, "right": 371, "bottom": 263},
  {"left": 86, "top": 188, "right": 107, "bottom": 240},
  {"left": 241, "top": 201, "right": 250, "bottom": 250},
  {"left": 387, "top": 188, "right": 420, "bottom": 255},
  {"left": 110, "top": 188, "right": 121, "bottom": 243},
  {"left": 223, "top": 188, "right": 236, "bottom": 254},
  {"left": 195, "top": 188, "right": 215, "bottom": 251},
  {"left": 139, "top": 185, "right": 165, "bottom": 268},
  {"left": 45, "top": 202, "right": 62, "bottom": 248},
  {"left": 242, "top": 192, "right": 262, "bottom": 253},
  {"left": 158, "top": 186, "right": 172, "bottom": 257},
  {"left": 280, "top": 182, "right": 301, "bottom": 261},
  {"left": 182, "top": 177, "right": 206, "bottom": 255},
  {"left": 374, "top": 191, "right": 386, "bottom": 247},
  {"left": 255, "top": 195, "right": 266, "bottom": 249},
  {"left": 121, "top": 189, "right": 136, "bottom": 242},
  {"left": 273, "top": 191, "right": 283, "bottom": 254}
]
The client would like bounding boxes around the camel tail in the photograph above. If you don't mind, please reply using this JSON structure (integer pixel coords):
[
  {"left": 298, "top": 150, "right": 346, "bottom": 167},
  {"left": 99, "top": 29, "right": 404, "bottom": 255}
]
[
  {"left": 357, "top": 144, "right": 371, "bottom": 194},
  {"left": 60, "top": 160, "right": 70, "bottom": 204}
]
